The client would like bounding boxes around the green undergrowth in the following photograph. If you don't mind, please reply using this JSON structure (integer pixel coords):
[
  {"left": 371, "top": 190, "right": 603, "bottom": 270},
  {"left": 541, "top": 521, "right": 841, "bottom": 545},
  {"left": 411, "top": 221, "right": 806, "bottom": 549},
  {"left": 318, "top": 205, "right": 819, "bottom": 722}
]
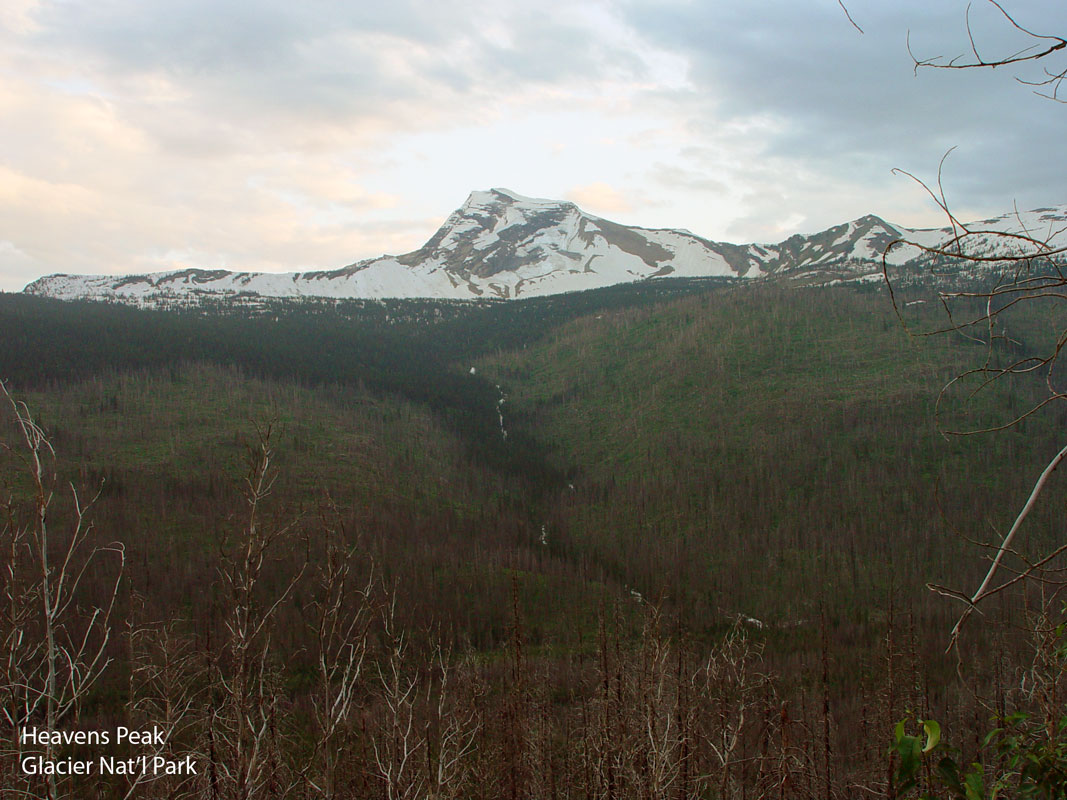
[
  {"left": 477, "top": 284, "right": 1066, "bottom": 637},
  {"left": 3, "top": 278, "right": 1065, "bottom": 722}
]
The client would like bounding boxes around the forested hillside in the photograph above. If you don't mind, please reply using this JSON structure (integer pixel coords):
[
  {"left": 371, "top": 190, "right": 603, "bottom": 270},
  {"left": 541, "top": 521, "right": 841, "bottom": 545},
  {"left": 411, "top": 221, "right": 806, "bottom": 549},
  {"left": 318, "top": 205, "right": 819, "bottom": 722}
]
[{"left": 1, "top": 280, "right": 1063, "bottom": 798}]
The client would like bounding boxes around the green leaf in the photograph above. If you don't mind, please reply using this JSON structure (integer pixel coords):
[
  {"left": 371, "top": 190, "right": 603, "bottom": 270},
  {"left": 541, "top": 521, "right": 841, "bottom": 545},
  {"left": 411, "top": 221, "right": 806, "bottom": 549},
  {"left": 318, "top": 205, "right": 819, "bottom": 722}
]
[
  {"left": 964, "top": 767, "right": 986, "bottom": 800},
  {"left": 923, "top": 719, "right": 941, "bottom": 752}
]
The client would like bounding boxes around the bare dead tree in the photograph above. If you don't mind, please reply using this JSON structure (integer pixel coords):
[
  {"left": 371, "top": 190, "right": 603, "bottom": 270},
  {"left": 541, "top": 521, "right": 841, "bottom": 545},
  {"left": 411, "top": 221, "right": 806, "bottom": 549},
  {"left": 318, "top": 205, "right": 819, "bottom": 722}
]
[
  {"left": 367, "top": 606, "right": 484, "bottom": 800},
  {"left": 887, "top": 190, "right": 1067, "bottom": 646},
  {"left": 692, "top": 621, "right": 775, "bottom": 800},
  {"left": 301, "top": 505, "right": 374, "bottom": 800},
  {"left": 0, "top": 382, "right": 125, "bottom": 800},
  {"left": 584, "top": 602, "right": 627, "bottom": 800},
  {"left": 871, "top": 5, "right": 1067, "bottom": 648},
  {"left": 370, "top": 596, "right": 425, "bottom": 800},
  {"left": 207, "top": 422, "right": 306, "bottom": 800},
  {"left": 1008, "top": 590, "right": 1067, "bottom": 744},
  {"left": 124, "top": 612, "right": 207, "bottom": 800},
  {"left": 425, "top": 642, "right": 481, "bottom": 800},
  {"left": 629, "top": 605, "right": 682, "bottom": 800}
]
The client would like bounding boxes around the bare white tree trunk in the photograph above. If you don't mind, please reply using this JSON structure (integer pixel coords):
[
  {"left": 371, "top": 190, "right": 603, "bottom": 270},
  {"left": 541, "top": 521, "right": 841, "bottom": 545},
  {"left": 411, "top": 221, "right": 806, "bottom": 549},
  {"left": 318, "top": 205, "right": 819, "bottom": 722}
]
[{"left": 0, "top": 381, "right": 124, "bottom": 799}]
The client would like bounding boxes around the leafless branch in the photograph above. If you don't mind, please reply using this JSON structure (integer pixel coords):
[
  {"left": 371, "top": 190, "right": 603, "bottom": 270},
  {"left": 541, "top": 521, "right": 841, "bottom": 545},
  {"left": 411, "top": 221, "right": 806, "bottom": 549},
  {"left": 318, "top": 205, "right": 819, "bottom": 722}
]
[
  {"left": 906, "top": 1, "right": 1066, "bottom": 99},
  {"left": 837, "top": 1, "right": 864, "bottom": 34},
  {"left": 0, "top": 381, "right": 124, "bottom": 800}
]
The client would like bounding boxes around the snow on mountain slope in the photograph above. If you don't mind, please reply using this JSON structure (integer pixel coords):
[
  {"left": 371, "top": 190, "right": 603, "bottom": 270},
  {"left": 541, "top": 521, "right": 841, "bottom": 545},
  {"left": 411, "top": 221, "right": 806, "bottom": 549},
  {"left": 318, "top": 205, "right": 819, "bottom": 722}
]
[
  {"left": 889, "top": 207, "right": 1067, "bottom": 262},
  {"left": 23, "top": 190, "right": 1067, "bottom": 306}
]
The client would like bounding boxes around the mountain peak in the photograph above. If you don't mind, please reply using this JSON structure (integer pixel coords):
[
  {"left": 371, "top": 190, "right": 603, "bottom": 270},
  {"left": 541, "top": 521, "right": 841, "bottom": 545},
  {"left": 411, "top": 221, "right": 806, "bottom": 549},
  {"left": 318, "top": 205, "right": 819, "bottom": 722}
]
[
  {"left": 487, "top": 187, "right": 536, "bottom": 203},
  {"left": 460, "top": 188, "right": 570, "bottom": 214},
  {"left": 24, "top": 193, "right": 1067, "bottom": 306},
  {"left": 852, "top": 213, "right": 888, "bottom": 226}
]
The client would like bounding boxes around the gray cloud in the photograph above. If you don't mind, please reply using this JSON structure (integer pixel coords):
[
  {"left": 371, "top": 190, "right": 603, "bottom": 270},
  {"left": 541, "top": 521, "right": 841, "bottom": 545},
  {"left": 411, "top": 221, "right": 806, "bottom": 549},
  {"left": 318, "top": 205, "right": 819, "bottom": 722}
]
[
  {"left": 32, "top": 1, "right": 460, "bottom": 72},
  {"left": 2, "top": 0, "right": 1062, "bottom": 290},
  {"left": 621, "top": 0, "right": 1065, "bottom": 213},
  {"left": 26, "top": 0, "right": 650, "bottom": 148}
]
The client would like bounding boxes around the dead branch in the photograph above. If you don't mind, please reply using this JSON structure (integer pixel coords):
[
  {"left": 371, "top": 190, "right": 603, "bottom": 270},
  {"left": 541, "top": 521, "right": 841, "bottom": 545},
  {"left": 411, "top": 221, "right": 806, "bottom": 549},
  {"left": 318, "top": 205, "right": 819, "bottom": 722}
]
[
  {"left": 906, "top": 1, "right": 1066, "bottom": 100},
  {"left": 0, "top": 381, "right": 125, "bottom": 800}
]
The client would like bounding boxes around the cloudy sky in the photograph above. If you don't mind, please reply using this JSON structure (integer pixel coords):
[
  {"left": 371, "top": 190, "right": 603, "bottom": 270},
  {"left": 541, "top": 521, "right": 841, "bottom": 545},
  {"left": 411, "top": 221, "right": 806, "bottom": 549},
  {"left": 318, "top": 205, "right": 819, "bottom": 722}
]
[{"left": 1, "top": 0, "right": 1063, "bottom": 290}]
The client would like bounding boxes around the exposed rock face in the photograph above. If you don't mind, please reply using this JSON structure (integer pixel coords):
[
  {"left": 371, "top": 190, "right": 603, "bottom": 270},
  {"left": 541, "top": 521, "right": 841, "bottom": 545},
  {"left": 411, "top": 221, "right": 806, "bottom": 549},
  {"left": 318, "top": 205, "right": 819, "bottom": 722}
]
[{"left": 24, "top": 189, "right": 1067, "bottom": 306}]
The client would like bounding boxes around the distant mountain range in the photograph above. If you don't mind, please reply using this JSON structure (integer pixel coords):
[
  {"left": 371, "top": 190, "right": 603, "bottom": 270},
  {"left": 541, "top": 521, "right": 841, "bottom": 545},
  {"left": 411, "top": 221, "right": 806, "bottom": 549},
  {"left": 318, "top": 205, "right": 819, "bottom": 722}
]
[{"left": 23, "top": 189, "right": 1067, "bottom": 305}]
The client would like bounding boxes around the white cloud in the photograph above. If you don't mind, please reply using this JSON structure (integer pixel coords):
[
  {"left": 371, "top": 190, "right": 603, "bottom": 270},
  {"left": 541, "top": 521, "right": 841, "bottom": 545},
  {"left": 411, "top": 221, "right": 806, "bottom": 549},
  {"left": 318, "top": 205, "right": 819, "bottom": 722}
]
[
  {"left": 0, "top": 0, "right": 42, "bottom": 34},
  {"left": 0, "top": 0, "right": 1061, "bottom": 291},
  {"left": 565, "top": 182, "right": 633, "bottom": 215}
]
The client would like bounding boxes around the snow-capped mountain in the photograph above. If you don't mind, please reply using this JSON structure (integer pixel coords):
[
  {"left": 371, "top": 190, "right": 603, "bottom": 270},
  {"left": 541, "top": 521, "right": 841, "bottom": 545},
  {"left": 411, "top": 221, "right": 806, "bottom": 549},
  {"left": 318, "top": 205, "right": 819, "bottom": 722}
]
[{"left": 23, "top": 189, "right": 1067, "bottom": 306}]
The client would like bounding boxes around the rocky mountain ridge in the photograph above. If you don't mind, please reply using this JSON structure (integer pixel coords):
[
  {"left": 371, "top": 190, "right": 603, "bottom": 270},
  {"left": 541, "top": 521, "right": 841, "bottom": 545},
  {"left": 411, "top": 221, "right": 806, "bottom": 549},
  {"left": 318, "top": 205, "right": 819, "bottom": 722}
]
[{"left": 24, "top": 189, "right": 1067, "bottom": 306}]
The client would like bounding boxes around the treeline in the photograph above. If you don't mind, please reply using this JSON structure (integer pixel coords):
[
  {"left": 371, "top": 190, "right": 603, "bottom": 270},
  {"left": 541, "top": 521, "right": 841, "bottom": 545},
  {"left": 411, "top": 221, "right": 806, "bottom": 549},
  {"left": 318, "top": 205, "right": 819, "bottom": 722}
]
[
  {"left": 0, "top": 293, "right": 554, "bottom": 487},
  {"left": 0, "top": 279, "right": 736, "bottom": 485}
]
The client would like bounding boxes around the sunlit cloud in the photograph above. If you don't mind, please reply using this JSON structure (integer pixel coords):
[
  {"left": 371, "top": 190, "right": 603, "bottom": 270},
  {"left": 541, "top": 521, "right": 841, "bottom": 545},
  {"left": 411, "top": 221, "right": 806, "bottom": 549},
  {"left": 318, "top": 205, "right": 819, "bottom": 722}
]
[
  {"left": 565, "top": 183, "right": 634, "bottom": 215},
  {"left": 0, "top": 0, "right": 1062, "bottom": 291}
]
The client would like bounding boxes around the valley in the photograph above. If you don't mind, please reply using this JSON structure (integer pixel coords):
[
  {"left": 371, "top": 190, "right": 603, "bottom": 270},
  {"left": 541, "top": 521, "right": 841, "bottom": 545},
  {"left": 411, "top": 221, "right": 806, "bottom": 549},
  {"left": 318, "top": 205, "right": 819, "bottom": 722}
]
[{"left": 2, "top": 274, "right": 1063, "bottom": 797}]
